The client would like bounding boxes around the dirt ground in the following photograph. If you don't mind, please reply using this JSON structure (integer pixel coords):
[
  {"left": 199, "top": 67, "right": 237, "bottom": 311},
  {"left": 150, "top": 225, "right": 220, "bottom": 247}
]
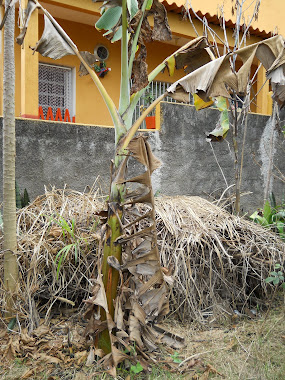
[{"left": 0, "top": 300, "right": 284, "bottom": 380}]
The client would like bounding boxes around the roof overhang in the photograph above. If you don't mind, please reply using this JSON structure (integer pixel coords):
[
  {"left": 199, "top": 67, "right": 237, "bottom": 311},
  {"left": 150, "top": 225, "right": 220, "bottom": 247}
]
[{"left": 161, "top": 0, "right": 272, "bottom": 39}]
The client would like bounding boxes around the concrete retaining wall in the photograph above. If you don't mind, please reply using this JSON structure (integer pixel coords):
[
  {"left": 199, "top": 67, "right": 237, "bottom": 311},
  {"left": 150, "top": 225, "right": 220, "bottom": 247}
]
[
  {"left": 150, "top": 102, "right": 285, "bottom": 212},
  {"left": 0, "top": 102, "right": 284, "bottom": 212}
]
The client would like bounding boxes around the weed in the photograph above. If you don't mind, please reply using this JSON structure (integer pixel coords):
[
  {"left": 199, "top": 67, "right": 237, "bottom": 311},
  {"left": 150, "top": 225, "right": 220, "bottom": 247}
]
[
  {"left": 170, "top": 351, "right": 182, "bottom": 364},
  {"left": 130, "top": 362, "right": 144, "bottom": 374},
  {"left": 250, "top": 193, "right": 285, "bottom": 240},
  {"left": 51, "top": 216, "right": 81, "bottom": 279},
  {"left": 265, "top": 263, "right": 285, "bottom": 289}
]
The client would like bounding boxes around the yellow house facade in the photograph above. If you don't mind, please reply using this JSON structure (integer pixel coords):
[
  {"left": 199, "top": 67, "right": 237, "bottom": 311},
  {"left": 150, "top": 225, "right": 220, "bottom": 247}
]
[{"left": 0, "top": 0, "right": 283, "bottom": 126}]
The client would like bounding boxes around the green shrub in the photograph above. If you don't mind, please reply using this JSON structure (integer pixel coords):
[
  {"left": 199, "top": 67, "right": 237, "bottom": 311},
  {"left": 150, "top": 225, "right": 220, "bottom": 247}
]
[{"left": 250, "top": 193, "right": 285, "bottom": 240}]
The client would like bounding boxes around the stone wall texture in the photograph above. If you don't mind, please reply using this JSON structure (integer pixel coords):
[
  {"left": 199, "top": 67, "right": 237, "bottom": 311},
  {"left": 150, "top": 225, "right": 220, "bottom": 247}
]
[{"left": 0, "top": 102, "right": 284, "bottom": 213}]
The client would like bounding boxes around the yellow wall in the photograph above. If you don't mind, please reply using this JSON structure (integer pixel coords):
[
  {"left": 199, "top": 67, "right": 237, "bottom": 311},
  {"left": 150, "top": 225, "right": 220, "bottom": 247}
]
[
  {"left": 36, "top": 16, "right": 187, "bottom": 125},
  {"left": 38, "top": 16, "right": 121, "bottom": 126},
  {"left": 13, "top": 8, "right": 202, "bottom": 125},
  {"left": 2, "top": 0, "right": 281, "bottom": 125}
]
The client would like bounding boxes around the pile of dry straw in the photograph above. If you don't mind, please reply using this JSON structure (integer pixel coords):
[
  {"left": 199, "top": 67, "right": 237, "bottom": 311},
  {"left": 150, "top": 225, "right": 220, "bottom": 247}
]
[{"left": 1, "top": 186, "right": 284, "bottom": 325}]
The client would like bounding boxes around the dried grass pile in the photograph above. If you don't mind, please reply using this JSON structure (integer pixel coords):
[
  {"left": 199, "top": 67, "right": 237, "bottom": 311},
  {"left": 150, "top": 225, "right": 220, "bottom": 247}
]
[
  {"left": 154, "top": 196, "right": 285, "bottom": 322},
  {"left": 1, "top": 188, "right": 284, "bottom": 326},
  {"left": 0, "top": 186, "right": 103, "bottom": 328}
]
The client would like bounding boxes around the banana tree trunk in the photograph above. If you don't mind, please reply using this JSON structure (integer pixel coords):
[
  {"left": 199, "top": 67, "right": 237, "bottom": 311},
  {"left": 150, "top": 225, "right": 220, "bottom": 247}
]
[
  {"left": 3, "top": 3, "right": 18, "bottom": 316},
  {"left": 99, "top": 152, "right": 126, "bottom": 353}
]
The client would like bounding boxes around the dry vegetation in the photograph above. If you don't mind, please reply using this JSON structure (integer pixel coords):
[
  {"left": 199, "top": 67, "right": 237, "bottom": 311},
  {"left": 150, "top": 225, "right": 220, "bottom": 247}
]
[
  {"left": 0, "top": 306, "right": 284, "bottom": 379},
  {"left": 1, "top": 187, "right": 284, "bottom": 326},
  {"left": 0, "top": 186, "right": 284, "bottom": 378}
]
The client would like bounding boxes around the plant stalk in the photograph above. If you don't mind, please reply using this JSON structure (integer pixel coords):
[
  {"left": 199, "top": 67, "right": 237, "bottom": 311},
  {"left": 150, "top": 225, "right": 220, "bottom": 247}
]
[
  {"left": 121, "top": 92, "right": 166, "bottom": 150},
  {"left": 232, "top": 93, "right": 240, "bottom": 214},
  {"left": 98, "top": 154, "right": 126, "bottom": 353},
  {"left": 118, "top": 0, "right": 130, "bottom": 116},
  {"left": 128, "top": 0, "right": 149, "bottom": 78}
]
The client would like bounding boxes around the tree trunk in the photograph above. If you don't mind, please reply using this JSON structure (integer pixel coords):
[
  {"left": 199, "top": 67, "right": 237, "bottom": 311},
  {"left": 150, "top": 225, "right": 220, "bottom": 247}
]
[
  {"left": 98, "top": 151, "right": 125, "bottom": 353},
  {"left": 3, "top": 2, "right": 18, "bottom": 317}
]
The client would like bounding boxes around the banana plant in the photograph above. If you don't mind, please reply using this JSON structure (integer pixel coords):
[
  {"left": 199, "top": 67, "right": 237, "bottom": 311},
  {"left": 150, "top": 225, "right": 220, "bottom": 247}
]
[
  {"left": 1, "top": 0, "right": 212, "bottom": 369},
  {"left": 167, "top": 34, "right": 285, "bottom": 214}
]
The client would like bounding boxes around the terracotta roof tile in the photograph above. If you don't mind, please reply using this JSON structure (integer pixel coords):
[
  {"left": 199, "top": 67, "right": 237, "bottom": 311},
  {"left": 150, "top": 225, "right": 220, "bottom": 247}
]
[{"left": 161, "top": 0, "right": 272, "bottom": 39}]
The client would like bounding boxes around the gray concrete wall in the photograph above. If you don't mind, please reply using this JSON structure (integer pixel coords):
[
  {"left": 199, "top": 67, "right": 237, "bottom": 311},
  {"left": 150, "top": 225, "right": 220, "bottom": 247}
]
[
  {"left": 0, "top": 103, "right": 284, "bottom": 213},
  {"left": 150, "top": 102, "right": 285, "bottom": 212},
  {"left": 0, "top": 118, "right": 115, "bottom": 200}
]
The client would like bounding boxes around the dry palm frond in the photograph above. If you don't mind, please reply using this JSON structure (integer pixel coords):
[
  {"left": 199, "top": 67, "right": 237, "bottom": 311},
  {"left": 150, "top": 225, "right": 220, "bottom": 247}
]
[
  {"left": 0, "top": 190, "right": 284, "bottom": 327},
  {"left": 0, "top": 185, "right": 104, "bottom": 328},
  {"left": 154, "top": 196, "right": 285, "bottom": 322}
]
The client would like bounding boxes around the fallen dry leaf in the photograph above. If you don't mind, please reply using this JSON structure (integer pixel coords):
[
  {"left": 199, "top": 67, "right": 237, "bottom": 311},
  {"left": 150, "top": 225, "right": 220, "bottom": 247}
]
[
  {"left": 74, "top": 372, "right": 89, "bottom": 380},
  {"left": 86, "top": 347, "right": 95, "bottom": 367},
  {"left": 21, "top": 331, "right": 35, "bottom": 345},
  {"left": 33, "top": 353, "right": 62, "bottom": 364},
  {"left": 3, "top": 336, "right": 19, "bottom": 362},
  {"left": 20, "top": 369, "right": 34, "bottom": 379},
  {"left": 32, "top": 324, "right": 50, "bottom": 338},
  {"left": 0, "top": 330, "right": 7, "bottom": 339},
  {"left": 75, "top": 350, "right": 88, "bottom": 366},
  {"left": 206, "top": 363, "right": 224, "bottom": 377}
]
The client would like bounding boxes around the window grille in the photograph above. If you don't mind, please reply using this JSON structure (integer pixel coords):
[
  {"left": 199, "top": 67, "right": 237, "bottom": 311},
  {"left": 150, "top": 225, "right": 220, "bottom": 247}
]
[
  {"left": 133, "top": 81, "right": 193, "bottom": 128},
  {"left": 39, "top": 63, "right": 73, "bottom": 118}
]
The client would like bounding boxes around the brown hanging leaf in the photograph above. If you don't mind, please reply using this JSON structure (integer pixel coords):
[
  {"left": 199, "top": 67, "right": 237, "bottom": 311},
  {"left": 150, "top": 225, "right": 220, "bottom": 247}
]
[
  {"left": 129, "top": 314, "right": 144, "bottom": 347},
  {"left": 107, "top": 255, "right": 121, "bottom": 271},
  {"left": 16, "top": 0, "right": 39, "bottom": 45},
  {"left": 167, "top": 35, "right": 285, "bottom": 108},
  {"left": 173, "top": 36, "right": 212, "bottom": 73},
  {"left": 114, "top": 296, "right": 125, "bottom": 331},
  {"left": 79, "top": 51, "right": 99, "bottom": 76},
  {"left": 84, "top": 279, "right": 109, "bottom": 312},
  {"left": 149, "top": 0, "right": 172, "bottom": 41},
  {"left": 111, "top": 345, "right": 129, "bottom": 367},
  {"left": 127, "top": 135, "right": 161, "bottom": 172},
  {"left": 31, "top": 14, "right": 76, "bottom": 59},
  {"left": 84, "top": 136, "right": 181, "bottom": 367},
  {"left": 84, "top": 314, "right": 107, "bottom": 338},
  {"left": 168, "top": 54, "right": 233, "bottom": 103},
  {"left": 131, "top": 45, "right": 149, "bottom": 94}
]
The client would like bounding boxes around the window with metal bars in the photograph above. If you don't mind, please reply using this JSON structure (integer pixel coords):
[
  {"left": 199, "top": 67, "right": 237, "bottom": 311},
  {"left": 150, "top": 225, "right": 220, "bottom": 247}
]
[
  {"left": 133, "top": 81, "right": 193, "bottom": 128},
  {"left": 39, "top": 63, "right": 74, "bottom": 118}
]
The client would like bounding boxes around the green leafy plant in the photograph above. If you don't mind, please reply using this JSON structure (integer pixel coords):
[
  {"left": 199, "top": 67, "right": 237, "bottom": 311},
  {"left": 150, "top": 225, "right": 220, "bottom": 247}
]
[
  {"left": 265, "top": 264, "right": 285, "bottom": 289},
  {"left": 140, "top": 88, "right": 155, "bottom": 115},
  {"left": 94, "top": 60, "right": 106, "bottom": 72},
  {"left": 15, "top": 181, "right": 30, "bottom": 208},
  {"left": 250, "top": 194, "right": 285, "bottom": 240},
  {"left": 171, "top": 351, "right": 182, "bottom": 364},
  {"left": 52, "top": 216, "right": 80, "bottom": 279},
  {"left": 130, "top": 362, "right": 144, "bottom": 374}
]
